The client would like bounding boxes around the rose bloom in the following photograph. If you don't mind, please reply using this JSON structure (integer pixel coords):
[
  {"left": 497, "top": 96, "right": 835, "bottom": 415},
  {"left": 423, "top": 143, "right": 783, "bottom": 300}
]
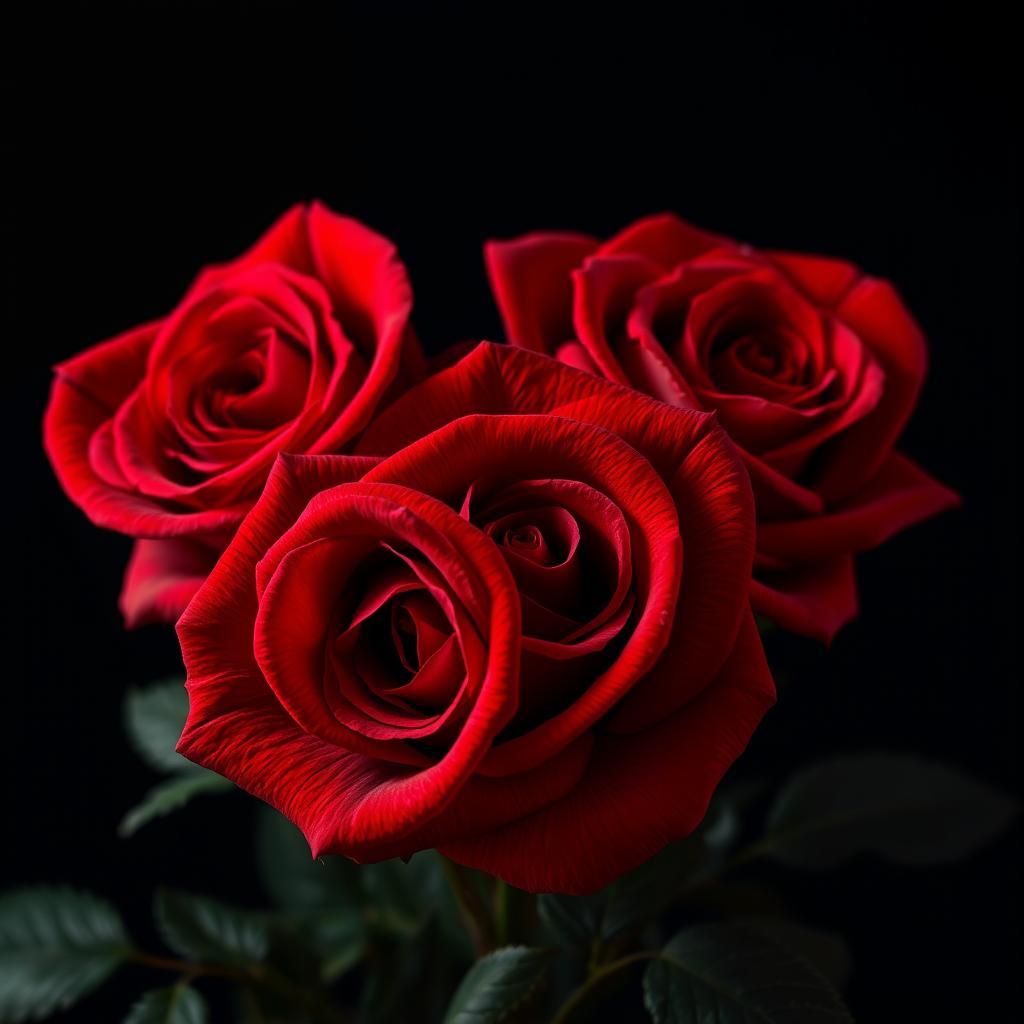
[
  {"left": 44, "top": 202, "right": 422, "bottom": 626},
  {"left": 485, "top": 214, "right": 960, "bottom": 641},
  {"left": 176, "top": 344, "right": 775, "bottom": 893}
]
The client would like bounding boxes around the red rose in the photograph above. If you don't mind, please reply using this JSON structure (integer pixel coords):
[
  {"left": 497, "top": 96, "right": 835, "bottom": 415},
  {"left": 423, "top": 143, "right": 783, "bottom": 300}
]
[
  {"left": 486, "top": 215, "right": 960, "bottom": 640},
  {"left": 176, "top": 343, "right": 774, "bottom": 893},
  {"left": 43, "top": 202, "right": 423, "bottom": 626}
]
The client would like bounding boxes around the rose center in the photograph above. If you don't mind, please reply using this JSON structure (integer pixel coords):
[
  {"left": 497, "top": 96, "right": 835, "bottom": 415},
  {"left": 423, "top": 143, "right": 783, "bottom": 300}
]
[
  {"left": 323, "top": 553, "right": 467, "bottom": 737},
  {"left": 502, "top": 523, "right": 555, "bottom": 565}
]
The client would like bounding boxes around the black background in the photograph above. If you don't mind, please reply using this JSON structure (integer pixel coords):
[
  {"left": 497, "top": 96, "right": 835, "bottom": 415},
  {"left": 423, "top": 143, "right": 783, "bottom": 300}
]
[{"left": 6, "top": 0, "right": 1019, "bottom": 1019}]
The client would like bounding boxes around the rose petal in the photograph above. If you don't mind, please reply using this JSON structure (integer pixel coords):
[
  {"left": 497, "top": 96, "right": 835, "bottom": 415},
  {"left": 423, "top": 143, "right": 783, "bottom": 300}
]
[
  {"left": 757, "top": 452, "right": 961, "bottom": 563},
  {"left": 223, "top": 204, "right": 316, "bottom": 277},
  {"left": 485, "top": 232, "right": 598, "bottom": 353},
  {"left": 767, "top": 251, "right": 861, "bottom": 307},
  {"left": 440, "top": 613, "right": 774, "bottom": 894},
  {"left": 608, "top": 427, "right": 755, "bottom": 730},
  {"left": 362, "top": 413, "right": 684, "bottom": 776},
  {"left": 815, "top": 278, "right": 929, "bottom": 499},
  {"left": 750, "top": 557, "right": 859, "bottom": 644},
  {"left": 178, "top": 456, "right": 525, "bottom": 856},
  {"left": 570, "top": 253, "right": 661, "bottom": 383},
  {"left": 119, "top": 538, "right": 219, "bottom": 628},
  {"left": 358, "top": 344, "right": 755, "bottom": 735},
  {"left": 44, "top": 321, "right": 246, "bottom": 537},
  {"left": 599, "top": 212, "right": 726, "bottom": 269}
]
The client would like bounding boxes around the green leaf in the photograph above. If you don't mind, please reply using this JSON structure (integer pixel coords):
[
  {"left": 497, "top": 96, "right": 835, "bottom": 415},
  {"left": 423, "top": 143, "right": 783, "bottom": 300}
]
[
  {"left": 255, "top": 811, "right": 369, "bottom": 983},
  {"left": 120, "top": 772, "right": 234, "bottom": 838},
  {"left": 313, "top": 914, "right": 368, "bottom": 981},
  {"left": 364, "top": 852, "right": 473, "bottom": 950},
  {"left": 362, "top": 917, "right": 458, "bottom": 1024},
  {"left": 540, "top": 837, "right": 707, "bottom": 948},
  {"left": 703, "top": 779, "right": 768, "bottom": 854},
  {"left": 255, "top": 806, "right": 362, "bottom": 913},
  {"left": 444, "top": 946, "right": 551, "bottom": 1024},
  {"left": 361, "top": 856, "right": 435, "bottom": 924},
  {"left": 537, "top": 892, "right": 603, "bottom": 950},
  {"left": 124, "top": 679, "right": 192, "bottom": 774},
  {"left": 123, "top": 984, "right": 208, "bottom": 1024},
  {"left": 743, "top": 919, "right": 853, "bottom": 993},
  {"left": 0, "top": 886, "right": 132, "bottom": 1022},
  {"left": 154, "top": 889, "right": 268, "bottom": 967},
  {"left": 764, "top": 752, "right": 1018, "bottom": 869},
  {"left": 643, "top": 923, "right": 853, "bottom": 1024}
]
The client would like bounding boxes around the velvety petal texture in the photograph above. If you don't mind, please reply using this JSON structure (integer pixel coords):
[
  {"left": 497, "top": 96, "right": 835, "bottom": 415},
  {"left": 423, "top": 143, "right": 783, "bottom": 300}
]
[
  {"left": 178, "top": 344, "right": 774, "bottom": 893},
  {"left": 486, "top": 214, "right": 960, "bottom": 640},
  {"left": 44, "top": 202, "right": 423, "bottom": 625}
]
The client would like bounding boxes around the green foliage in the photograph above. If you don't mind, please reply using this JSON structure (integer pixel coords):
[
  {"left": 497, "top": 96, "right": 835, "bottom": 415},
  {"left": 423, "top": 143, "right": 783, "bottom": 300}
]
[
  {"left": 122, "top": 985, "right": 208, "bottom": 1024},
  {"left": 642, "top": 923, "right": 853, "bottom": 1024},
  {"left": 120, "top": 772, "right": 234, "bottom": 838},
  {"left": 0, "top": 887, "right": 132, "bottom": 1023},
  {"left": 153, "top": 889, "right": 268, "bottom": 967},
  {"left": 6, "top": 744, "right": 1015, "bottom": 1022},
  {"left": 540, "top": 836, "right": 707, "bottom": 949},
  {"left": 742, "top": 919, "right": 853, "bottom": 993},
  {"left": 361, "top": 916, "right": 450, "bottom": 1024},
  {"left": 257, "top": 807, "right": 471, "bottom": 958},
  {"left": 255, "top": 806, "right": 362, "bottom": 914},
  {"left": 444, "top": 946, "right": 552, "bottom": 1024},
  {"left": 366, "top": 853, "right": 475, "bottom": 956},
  {"left": 121, "top": 679, "right": 234, "bottom": 836},
  {"left": 764, "top": 752, "right": 1018, "bottom": 868},
  {"left": 312, "top": 914, "right": 367, "bottom": 981},
  {"left": 123, "top": 679, "right": 194, "bottom": 774}
]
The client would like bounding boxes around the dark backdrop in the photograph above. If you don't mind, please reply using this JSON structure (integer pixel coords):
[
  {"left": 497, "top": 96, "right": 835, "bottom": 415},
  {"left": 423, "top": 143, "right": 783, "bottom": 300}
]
[{"left": 7, "top": 1, "right": 1019, "bottom": 1019}]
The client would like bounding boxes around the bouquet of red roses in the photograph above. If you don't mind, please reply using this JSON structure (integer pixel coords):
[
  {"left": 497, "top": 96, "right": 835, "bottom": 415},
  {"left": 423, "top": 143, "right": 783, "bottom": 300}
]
[{"left": 4, "top": 203, "right": 1011, "bottom": 1024}]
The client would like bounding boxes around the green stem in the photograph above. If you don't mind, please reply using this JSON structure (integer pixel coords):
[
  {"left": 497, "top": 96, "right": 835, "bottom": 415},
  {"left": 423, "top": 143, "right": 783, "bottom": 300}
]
[
  {"left": 551, "top": 950, "right": 661, "bottom": 1024},
  {"left": 249, "top": 963, "right": 352, "bottom": 1024},
  {"left": 128, "top": 951, "right": 234, "bottom": 980},
  {"left": 677, "top": 834, "right": 781, "bottom": 898},
  {"left": 441, "top": 856, "right": 496, "bottom": 955},
  {"left": 128, "top": 950, "right": 350, "bottom": 1024},
  {"left": 493, "top": 879, "right": 511, "bottom": 947}
]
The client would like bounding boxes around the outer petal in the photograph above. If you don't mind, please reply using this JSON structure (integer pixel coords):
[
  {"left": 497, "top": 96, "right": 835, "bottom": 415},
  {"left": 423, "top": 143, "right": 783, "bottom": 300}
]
[
  {"left": 184, "top": 204, "right": 316, "bottom": 295},
  {"left": 43, "top": 321, "right": 152, "bottom": 528},
  {"left": 767, "top": 250, "right": 861, "bottom": 308},
  {"left": 750, "top": 557, "right": 859, "bottom": 644},
  {"left": 225, "top": 203, "right": 317, "bottom": 276},
  {"left": 440, "top": 613, "right": 774, "bottom": 894},
  {"left": 358, "top": 341, "right": 702, "bottom": 457},
  {"left": 815, "top": 278, "right": 929, "bottom": 499},
  {"left": 120, "top": 538, "right": 220, "bottom": 628},
  {"left": 608, "top": 427, "right": 755, "bottom": 730},
  {"left": 599, "top": 212, "right": 726, "bottom": 269},
  {"left": 484, "top": 232, "right": 598, "bottom": 353},
  {"left": 43, "top": 320, "right": 245, "bottom": 537},
  {"left": 757, "top": 452, "right": 961, "bottom": 563},
  {"left": 570, "top": 253, "right": 662, "bottom": 384},
  {"left": 301, "top": 201, "right": 421, "bottom": 449}
]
